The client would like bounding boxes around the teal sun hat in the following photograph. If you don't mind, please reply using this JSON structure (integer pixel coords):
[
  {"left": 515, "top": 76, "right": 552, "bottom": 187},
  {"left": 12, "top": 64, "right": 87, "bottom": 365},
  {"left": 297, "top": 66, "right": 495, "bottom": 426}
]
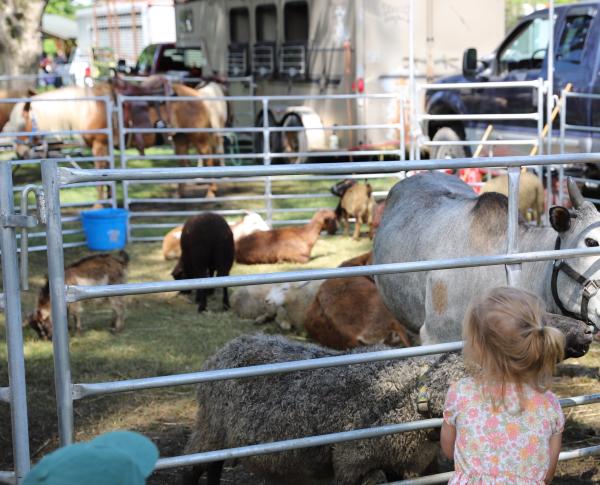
[{"left": 24, "top": 431, "right": 159, "bottom": 485}]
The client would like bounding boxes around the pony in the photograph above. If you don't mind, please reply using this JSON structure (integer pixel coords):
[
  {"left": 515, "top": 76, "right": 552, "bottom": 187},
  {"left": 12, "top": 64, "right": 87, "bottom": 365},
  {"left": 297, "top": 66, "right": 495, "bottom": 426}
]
[{"left": 2, "top": 85, "right": 114, "bottom": 202}]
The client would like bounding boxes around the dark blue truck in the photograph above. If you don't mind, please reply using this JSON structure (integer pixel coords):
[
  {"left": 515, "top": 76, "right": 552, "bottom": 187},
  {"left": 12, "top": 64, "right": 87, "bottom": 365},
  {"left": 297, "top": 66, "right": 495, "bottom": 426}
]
[{"left": 425, "top": 2, "right": 600, "bottom": 164}]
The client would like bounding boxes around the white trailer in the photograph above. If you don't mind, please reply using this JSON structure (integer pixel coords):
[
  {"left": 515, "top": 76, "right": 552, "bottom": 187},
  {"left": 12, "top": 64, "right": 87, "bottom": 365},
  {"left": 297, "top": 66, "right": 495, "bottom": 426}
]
[
  {"left": 175, "top": 0, "right": 505, "bottom": 158},
  {"left": 75, "top": 0, "right": 176, "bottom": 65}
]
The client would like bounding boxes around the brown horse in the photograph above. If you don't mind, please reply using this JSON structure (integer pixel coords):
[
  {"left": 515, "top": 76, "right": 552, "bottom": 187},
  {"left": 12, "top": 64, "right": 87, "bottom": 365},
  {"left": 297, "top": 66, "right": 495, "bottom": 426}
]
[{"left": 0, "top": 89, "right": 36, "bottom": 131}]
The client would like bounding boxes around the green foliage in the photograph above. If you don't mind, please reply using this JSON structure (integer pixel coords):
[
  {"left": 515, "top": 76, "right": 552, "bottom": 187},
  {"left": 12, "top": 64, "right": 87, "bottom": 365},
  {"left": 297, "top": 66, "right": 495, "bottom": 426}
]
[
  {"left": 44, "top": 0, "right": 77, "bottom": 19},
  {"left": 505, "top": 0, "right": 580, "bottom": 31}
]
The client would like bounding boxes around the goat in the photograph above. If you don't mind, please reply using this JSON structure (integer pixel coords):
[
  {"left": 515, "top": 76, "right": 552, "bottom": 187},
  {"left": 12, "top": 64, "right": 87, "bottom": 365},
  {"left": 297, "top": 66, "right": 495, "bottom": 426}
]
[
  {"left": 235, "top": 209, "right": 337, "bottom": 264},
  {"left": 26, "top": 251, "right": 129, "bottom": 340},
  {"left": 161, "top": 211, "right": 270, "bottom": 261},
  {"left": 335, "top": 182, "right": 376, "bottom": 240},
  {"left": 305, "top": 252, "right": 412, "bottom": 349},
  {"left": 171, "top": 213, "right": 234, "bottom": 312}
]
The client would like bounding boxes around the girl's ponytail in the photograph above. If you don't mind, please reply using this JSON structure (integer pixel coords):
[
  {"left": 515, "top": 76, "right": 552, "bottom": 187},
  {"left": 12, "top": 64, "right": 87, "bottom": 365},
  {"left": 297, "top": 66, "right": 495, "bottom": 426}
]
[{"left": 536, "top": 325, "right": 565, "bottom": 385}]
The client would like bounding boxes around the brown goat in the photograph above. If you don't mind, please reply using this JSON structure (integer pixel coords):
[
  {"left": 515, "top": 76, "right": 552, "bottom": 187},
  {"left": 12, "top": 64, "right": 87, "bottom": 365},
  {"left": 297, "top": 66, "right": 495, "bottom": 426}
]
[
  {"left": 26, "top": 251, "right": 129, "bottom": 340},
  {"left": 336, "top": 182, "right": 376, "bottom": 240},
  {"left": 235, "top": 209, "right": 338, "bottom": 264},
  {"left": 305, "top": 252, "right": 411, "bottom": 349}
]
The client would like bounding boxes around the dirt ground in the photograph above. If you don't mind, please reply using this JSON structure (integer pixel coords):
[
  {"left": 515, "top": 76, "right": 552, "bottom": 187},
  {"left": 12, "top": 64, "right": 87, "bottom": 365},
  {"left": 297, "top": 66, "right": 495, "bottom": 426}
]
[{"left": 1, "top": 238, "right": 600, "bottom": 484}]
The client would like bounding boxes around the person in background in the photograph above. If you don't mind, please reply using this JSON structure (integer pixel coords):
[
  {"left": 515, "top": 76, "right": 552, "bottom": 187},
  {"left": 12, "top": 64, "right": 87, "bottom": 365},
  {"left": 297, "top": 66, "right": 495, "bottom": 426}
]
[{"left": 441, "top": 287, "right": 565, "bottom": 484}]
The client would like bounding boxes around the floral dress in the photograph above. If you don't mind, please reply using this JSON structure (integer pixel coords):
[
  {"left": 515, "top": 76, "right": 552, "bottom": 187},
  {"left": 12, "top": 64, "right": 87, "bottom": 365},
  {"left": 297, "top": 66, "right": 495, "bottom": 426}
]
[{"left": 443, "top": 377, "right": 564, "bottom": 485}]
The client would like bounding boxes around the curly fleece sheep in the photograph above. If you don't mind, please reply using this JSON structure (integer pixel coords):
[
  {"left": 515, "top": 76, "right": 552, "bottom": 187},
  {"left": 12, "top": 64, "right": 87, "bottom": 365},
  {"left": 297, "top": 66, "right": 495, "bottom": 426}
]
[{"left": 182, "top": 315, "right": 591, "bottom": 485}]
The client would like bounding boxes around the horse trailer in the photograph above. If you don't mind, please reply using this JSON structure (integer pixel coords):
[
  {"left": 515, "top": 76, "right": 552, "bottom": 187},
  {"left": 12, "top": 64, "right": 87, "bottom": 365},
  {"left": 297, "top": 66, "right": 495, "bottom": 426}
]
[{"left": 174, "top": 0, "right": 505, "bottom": 160}]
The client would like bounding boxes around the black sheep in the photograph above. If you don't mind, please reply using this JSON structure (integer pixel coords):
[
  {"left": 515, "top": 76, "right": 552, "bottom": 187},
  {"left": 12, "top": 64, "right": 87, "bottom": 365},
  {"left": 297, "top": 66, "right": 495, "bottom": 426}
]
[{"left": 171, "top": 213, "right": 234, "bottom": 312}]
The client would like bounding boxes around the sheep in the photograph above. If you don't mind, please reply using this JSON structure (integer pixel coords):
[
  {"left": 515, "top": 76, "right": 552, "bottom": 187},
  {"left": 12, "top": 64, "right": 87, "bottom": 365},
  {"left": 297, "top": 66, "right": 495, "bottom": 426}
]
[
  {"left": 305, "top": 252, "right": 411, "bottom": 349},
  {"left": 182, "top": 317, "right": 592, "bottom": 485},
  {"left": 235, "top": 209, "right": 337, "bottom": 264},
  {"left": 26, "top": 251, "right": 129, "bottom": 340},
  {"left": 230, "top": 279, "right": 324, "bottom": 330},
  {"left": 335, "top": 182, "right": 376, "bottom": 240},
  {"left": 480, "top": 170, "right": 545, "bottom": 225},
  {"left": 171, "top": 213, "right": 234, "bottom": 312},
  {"left": 161, "top": 211, "right": 270, "bottom": 261}
]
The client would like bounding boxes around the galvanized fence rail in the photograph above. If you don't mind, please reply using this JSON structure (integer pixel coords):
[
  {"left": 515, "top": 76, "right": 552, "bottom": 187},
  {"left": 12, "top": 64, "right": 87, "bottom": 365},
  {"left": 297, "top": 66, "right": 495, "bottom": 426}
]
[
  {"left": 38, "top": 151, "right": 600, "bottom": 481},
  {"left": 0, "top": 95, "right": 117, "bottom": 257},
  {"left": 413, "top": 79, "right": 545, "bottom": 160},
  {"left": 116, "top": 92, "right": 406, "bottom": 239},
  {"left": 0, "top": 163, "right": 31, "bottom": 484}
]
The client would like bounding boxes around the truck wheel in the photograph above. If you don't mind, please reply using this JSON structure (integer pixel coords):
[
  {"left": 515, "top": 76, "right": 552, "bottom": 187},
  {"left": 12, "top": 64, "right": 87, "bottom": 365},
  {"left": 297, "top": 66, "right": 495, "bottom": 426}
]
[
  {"left": 281, "top": 112, "right": 308, "bottom": 164},
  {"left": 430, "top": 127, "right": 466, "bottom": 160}
]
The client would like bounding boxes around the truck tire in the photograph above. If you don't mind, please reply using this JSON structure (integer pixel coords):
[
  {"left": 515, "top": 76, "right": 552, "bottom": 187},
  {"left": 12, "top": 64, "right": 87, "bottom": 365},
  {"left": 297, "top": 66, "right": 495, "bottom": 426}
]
[{"left": 430, "top": 127, "right": 466, "bottom": 160}]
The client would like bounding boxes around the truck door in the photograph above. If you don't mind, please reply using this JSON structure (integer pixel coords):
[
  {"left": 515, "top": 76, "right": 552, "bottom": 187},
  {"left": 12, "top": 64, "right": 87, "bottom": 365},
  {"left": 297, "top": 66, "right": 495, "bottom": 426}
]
[
  {"left": 486, "top": 15, "right": 549, "bottom": 155},
  {"left": 554, "top": 5, "right": 597, "bottom": 152}
]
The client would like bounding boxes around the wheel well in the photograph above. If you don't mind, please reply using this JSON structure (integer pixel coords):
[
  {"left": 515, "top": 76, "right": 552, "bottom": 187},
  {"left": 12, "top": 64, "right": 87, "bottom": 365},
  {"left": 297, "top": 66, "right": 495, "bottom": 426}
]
[{"left": 427, "top": 103, "right": 466, "bottom": 142}]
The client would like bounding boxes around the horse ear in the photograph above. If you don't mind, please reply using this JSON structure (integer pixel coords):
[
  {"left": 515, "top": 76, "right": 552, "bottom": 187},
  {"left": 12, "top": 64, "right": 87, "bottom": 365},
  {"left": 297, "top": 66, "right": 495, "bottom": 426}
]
[{"left": 550, "top": 206, "right": 571, "bottom": 233}]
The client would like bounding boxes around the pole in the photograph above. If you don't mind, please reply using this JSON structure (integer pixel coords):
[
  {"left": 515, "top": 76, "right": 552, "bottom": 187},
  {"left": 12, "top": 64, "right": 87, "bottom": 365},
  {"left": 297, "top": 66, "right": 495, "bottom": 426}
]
[
  {"left": 41, "top": 160, "right": 74, "bottom": 446},
  {"left": 0, "top": 163, "right": 31, "bottom": 484},
  {"left": 409, "top": 0, "right": 416, "bottom": 160}
]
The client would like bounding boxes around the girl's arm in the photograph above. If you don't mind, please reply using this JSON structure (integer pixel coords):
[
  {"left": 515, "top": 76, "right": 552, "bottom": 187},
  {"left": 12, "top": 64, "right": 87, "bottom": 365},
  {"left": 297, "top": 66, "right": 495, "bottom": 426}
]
[
  {"left": 440, "top": 421, "right": 456, "bottom": 459},
  {"left": 544, "top": 433, "right": 562, "bottom": 484}
]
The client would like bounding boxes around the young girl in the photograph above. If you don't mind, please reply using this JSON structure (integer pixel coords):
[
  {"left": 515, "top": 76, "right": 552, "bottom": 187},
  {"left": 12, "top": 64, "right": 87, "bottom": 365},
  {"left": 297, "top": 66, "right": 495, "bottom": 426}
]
[{"left": 441, "top": 287, "right": 565, "bottom": 485}]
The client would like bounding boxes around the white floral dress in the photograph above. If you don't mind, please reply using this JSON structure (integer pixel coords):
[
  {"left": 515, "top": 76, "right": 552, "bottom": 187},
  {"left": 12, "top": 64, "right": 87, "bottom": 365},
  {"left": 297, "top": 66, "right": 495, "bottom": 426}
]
[{"left": 443, "top": 377, "right": 564, "bottom": 485}]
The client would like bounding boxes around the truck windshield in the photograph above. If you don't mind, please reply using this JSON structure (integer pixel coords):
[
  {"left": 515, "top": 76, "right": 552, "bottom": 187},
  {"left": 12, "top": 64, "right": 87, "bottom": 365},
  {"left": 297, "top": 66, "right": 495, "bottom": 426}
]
[
  {"left": 498, "top": 17, "right": 549, "bottom": 73},
  {"left": 158, "top": 47, "right": 207, "bottom": 72}
]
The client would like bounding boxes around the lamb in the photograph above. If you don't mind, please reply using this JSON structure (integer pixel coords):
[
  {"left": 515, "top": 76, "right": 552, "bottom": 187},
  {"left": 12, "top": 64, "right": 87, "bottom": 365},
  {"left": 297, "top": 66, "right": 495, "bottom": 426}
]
[
  {"left": 230, "top": 280, "right": 324, "bottom": 331},
  {"left": 182, "top": 316, "right": 591, "bottom": 485},
  {"left": 480, "top": 170, "right": 545, "bottom": 224},
  {"left": 161, "top": 211, "right": 270, "bottom": 260},
  {"left": 171, "top": 213, "right": 234, "bottom": 312},
  {"left": 235, "top": 209, "right": 337, "bottom": 264},
  {"left": 305, "top": 252, "right": 412, "bottom": 349},
  {"left": 26, "top": 251, "right": 129, "bottom": 340},
  {"left": 335, "top": 182, "right": 376, "bottom": 240}
]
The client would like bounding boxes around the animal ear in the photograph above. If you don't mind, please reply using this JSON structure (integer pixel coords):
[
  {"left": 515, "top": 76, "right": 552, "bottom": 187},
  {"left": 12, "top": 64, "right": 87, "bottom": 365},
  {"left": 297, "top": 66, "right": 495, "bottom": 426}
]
[
  {"left": 23, "top": 102, "right": 31, "bottom": 113},
  {"left": 549, "top": 206, "right": 571, "bottom": 233},
  {"left": 27, "top": 89, "right": 36, "bottom": 97}
]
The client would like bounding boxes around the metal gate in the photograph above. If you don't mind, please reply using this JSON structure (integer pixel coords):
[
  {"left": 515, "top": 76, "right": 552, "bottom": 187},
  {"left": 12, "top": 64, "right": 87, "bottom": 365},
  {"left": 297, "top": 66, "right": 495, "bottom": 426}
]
[
  {"left": 37, "top": 151, "right": 600, "bottom": 484},
  {"left": 0, "top": 163, "right": 32, "bottom": 484}
]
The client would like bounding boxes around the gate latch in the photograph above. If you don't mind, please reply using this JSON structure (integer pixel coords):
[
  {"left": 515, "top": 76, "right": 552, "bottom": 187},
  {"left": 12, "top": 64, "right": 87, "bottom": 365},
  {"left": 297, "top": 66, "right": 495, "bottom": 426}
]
[{"left": 1, "top": 214, "right": 38, "bottom": 228}]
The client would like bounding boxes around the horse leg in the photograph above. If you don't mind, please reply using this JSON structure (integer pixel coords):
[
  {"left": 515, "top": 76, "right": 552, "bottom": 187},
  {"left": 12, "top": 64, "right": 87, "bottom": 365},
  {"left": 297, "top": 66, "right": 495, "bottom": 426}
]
[
  {"left": 195, "top": 134, "right": 216, "bottom": 167},
  {"left": 174, "top": 135, "right": 190, "bottom": 198},
  {"left": 92, "top": 139, "right": 109, "bottom": 206}
]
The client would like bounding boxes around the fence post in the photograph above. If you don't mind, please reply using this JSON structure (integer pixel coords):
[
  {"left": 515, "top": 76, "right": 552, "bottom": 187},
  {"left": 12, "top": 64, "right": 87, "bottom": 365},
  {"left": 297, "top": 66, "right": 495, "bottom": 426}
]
[
  {"left": 40, "top": 159, "right": 74, "bottom": 446},
  {"left": 506, "top": 166, "right": 522, "bottom": 287},
  {"left": 105, "top": 96, "right": 117, "bottom": 209},
  {"left": 559, "top": 91, "right": 567, "bottom": 206},
  {"left": 0, "top": 162, "right": 31, "bottom": 483},
  {"left": 262, "top": 98, "right": 273, "bottom": 226},
  {"left": 116, "top": 95, "right": 132, "bottom": 242}
]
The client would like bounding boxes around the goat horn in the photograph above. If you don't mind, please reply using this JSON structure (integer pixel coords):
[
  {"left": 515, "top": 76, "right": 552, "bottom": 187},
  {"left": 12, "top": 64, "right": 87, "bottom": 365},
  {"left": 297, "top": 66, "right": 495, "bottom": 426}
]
[{"left": 567, "top": 177, "right": 585, "bottom": 209}]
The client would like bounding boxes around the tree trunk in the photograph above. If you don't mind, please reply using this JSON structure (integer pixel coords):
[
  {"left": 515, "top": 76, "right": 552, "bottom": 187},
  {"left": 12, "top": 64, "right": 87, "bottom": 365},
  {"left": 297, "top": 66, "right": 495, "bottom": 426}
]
[{"left": 0, "top": 0, "right": 48, "bottom": 88}]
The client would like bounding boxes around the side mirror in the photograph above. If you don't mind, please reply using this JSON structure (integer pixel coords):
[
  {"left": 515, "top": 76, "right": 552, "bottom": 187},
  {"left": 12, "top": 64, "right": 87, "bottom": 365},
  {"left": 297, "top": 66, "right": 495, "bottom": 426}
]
[{"left": 462, "top": 48, "right": 478, "bottom": 78}]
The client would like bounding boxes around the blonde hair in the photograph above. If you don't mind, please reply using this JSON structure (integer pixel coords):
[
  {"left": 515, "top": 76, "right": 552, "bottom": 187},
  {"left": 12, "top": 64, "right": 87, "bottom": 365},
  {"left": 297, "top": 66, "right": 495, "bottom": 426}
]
[{"left": 463, "top": 287, "right": 565, "bottom": 410}]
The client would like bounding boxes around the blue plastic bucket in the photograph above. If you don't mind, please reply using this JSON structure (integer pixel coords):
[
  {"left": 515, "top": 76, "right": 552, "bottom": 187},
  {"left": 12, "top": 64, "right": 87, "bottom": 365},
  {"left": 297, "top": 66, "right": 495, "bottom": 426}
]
[{"left": 80, "top": 208, "right": 128, "bottom": 251}]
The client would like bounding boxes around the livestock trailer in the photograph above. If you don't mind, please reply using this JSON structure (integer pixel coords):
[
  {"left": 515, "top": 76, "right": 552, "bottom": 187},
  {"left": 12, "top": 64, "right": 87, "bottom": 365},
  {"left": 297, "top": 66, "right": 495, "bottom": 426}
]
[{"left": 174, "top": 0, "right": 505, "bottom": 159}]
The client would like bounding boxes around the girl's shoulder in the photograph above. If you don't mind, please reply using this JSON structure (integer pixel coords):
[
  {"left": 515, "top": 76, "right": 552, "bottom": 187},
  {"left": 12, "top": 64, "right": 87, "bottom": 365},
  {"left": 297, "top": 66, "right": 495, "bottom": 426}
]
[{"left": 448, "top": 376, "right": 479, "bottom": 396}]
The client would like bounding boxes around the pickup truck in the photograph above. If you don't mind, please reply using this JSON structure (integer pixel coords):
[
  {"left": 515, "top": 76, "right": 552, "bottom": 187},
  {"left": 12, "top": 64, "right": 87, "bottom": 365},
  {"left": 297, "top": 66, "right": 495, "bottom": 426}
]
[
  {"left": 425, "top": 2, "right": 600, "bottom": 162},
  {"left": 133, "top": 42, "right": 208, "bottom": 80}
]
